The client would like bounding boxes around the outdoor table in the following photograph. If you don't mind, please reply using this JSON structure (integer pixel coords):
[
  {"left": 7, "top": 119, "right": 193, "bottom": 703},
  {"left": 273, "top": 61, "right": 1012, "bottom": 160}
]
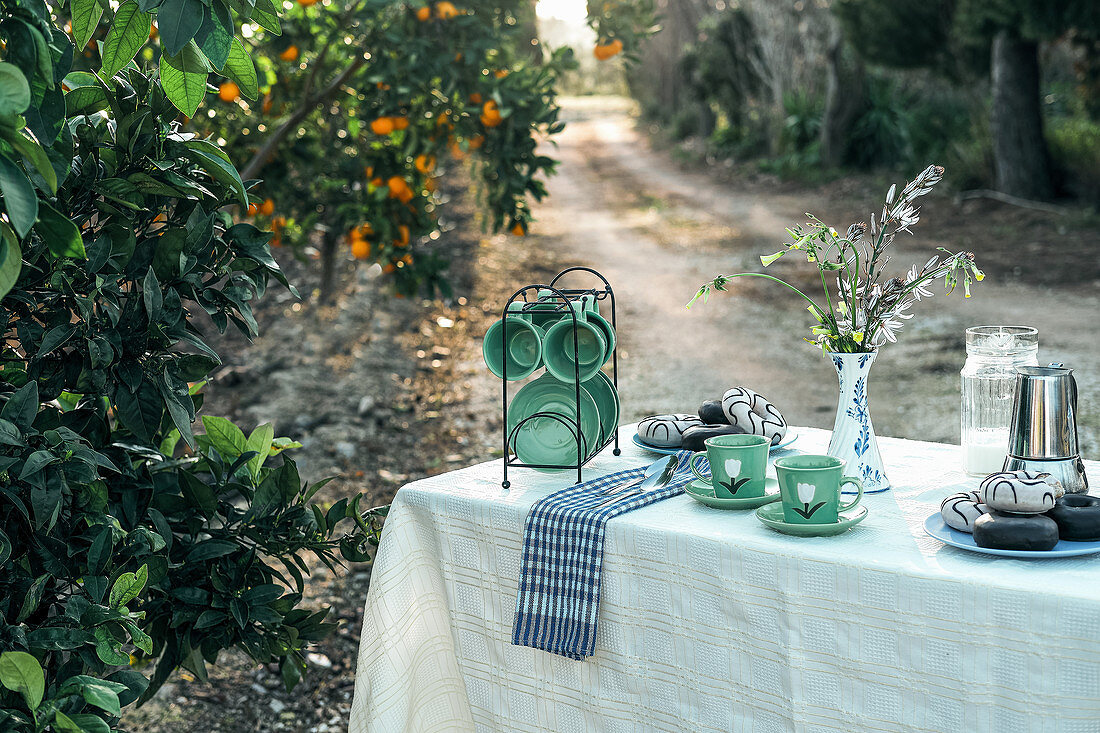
[{"left": 348, "top": 426, "right": 1100, "bottom": 733}]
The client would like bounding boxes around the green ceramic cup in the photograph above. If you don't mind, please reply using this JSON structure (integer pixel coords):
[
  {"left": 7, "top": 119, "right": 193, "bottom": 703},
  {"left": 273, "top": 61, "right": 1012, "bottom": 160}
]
[
  {"left": 774, "top": 455, "right": 863, "bottom": 525},
  {"left": 482, "top": 309, "right": 544, "bottom": 381},
  {"left": 688, "top": 434, "right": 770, "bottom": 499},
  {"left": 528, "top": 289, "right": 568, "bottom": 330},
  {"left": 542, "top": 301, "right": 607, "bottom": 383}
]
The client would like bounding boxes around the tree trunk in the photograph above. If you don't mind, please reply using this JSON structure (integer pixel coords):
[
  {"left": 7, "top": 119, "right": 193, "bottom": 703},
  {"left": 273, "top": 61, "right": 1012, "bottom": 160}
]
[
  {"left": 990, "top": 30, "right": 1053, "bottom": 200},
  {"left": 820, "top": 26, "right": 863, "bottom": 168},
  {"left": 318, "top": 231, "right": 340, "bottom": 305}
]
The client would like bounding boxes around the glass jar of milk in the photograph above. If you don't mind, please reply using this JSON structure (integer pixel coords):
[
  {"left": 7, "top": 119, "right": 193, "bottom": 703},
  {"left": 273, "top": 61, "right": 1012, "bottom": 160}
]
[{"left": 961, "top": 326, "right": 1039, "bottom": 476}]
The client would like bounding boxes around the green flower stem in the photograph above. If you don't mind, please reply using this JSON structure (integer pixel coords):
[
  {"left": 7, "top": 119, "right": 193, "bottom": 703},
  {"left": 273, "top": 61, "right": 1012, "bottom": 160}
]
[{"left": 710, "top": 272, "right": 826, "bottom": 318}]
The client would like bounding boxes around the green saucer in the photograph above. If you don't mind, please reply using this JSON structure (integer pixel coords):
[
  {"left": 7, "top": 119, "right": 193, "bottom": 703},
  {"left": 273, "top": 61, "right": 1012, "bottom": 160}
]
[
  {"left": 685, "top": 478, "right": 781, "bottom": 510},
  {"left": 582, "top": 371, "right": 619, "bottom": 446},
  {"left": 507, "top": 374, "right": 602, "bottom": 468},
  {"left": 755, "top": 503, "right": 868, "bottom": 537}
]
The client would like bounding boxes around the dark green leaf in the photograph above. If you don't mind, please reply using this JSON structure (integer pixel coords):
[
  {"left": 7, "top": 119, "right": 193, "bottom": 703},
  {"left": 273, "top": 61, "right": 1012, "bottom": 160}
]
[
  {"left": 230, "top": 597, "right": 247, "bottom": 628},
  {"left": 0, "top": 223, "right": 22, "bottom": 298},
  {"left": 176, "top": 139, "right": 248, "bottom": 206},
  {"left": 195, "top": 0, "right": 233, "bottom": 71},
  {"left": 0, "top": 126, "right": 57, "bottom": 193},
  {"left": 79, "top": 680, "right": 122, "bottom": 716},
  {"left": 38, "top": 324, "right": 78, "bottom": 356},
  {"left": 102, "top": 1, "right": 153, "bottom": 78},
  {"left": 200, "top": 414, "right": 246, "bottom": 456},
  {"left": 0, "top": 63, "right": 31, "bottom": 115},
  {"left": 114, "top": 381, "right": 162, "bottom": 442},
  {"left": 71, "top": 0, "right": 106, "bottom": 53},
  {"left": 16, "top": 574, "right": 49, "bottom": 623},
  {"left": 109, "top": 564, "right": 148, "bottom": 608},
  {"left": 222, "top": 38, "right": 258, "bottom": 100},
  {"left": 159, "top": 41, "right": 210, "bottom": 117},
  {"left": 34, "top": 200, "right": 86, "bottom": 258},
  {"left": 26, "top": 626, "right": 95, "bottom": 650},
  {"left": 2, "top": 381, "right": 38, "bottom": 428},
  {"left": 142, "top": 266, "right": 162, "bottom": 320},
  {"left": 185, "top": 539, "right": 237, "bottom": 562},
  {"left": 157, "top": 0, "right": 205, "bottom": 57},
  {"left": 93, "top": 627, "right": 130, "bottom": 666},
  {"left": 19, "top": 450, "right": 58, "bottom": 480},
  {"left": 179, "top": 469, "right": 216, "bottom": 515},
  {"left": 0, "top": 153, "right": 37, "bottom": 238},
  {"left": 0, "top": 651, "right": 44, "bottom": 711},
  {"left": 245, "top": 422, "right": 273, "bottom": 477}
]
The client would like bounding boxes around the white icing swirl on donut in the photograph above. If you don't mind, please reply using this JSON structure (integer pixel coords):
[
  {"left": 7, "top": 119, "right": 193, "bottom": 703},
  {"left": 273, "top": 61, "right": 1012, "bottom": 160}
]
[
  {"left": 721, "top": 387, "right": 787, "bottom": 445},
  {"left": 638, "top": 414, "right": 704, "bottom": 448},
  {"left": 940, "top": 491, "right": 987, "bottom": 533},
  {"left": 979, "top": 471, "right": 1064, "bottom": 514}
]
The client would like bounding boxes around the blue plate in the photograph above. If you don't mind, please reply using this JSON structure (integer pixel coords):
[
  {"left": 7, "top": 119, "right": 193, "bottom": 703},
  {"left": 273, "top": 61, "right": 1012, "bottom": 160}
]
[
  {"left": 923, "top": 513, "right": 1100, "bottom": 558},
  {"left": 632, "top": 428, "right": 798, "bottom": 455}
]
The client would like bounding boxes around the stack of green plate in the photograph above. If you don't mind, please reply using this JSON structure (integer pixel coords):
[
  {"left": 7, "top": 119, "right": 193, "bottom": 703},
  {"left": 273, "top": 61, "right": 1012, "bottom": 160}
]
[{"left": 507, "top": 371, "right": 619, "bottom": 470}]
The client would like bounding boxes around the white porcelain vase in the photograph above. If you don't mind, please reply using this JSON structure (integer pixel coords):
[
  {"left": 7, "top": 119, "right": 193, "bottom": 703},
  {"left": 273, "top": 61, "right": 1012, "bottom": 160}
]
[{"left": 827, "top": 352, "right": 891, "bottom": 493}]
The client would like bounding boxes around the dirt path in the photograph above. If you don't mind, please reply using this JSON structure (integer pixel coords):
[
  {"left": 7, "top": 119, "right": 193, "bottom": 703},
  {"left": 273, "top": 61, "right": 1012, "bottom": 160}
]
[{"left": 508, "top": 96, "right": 1100, "bottom": 454}]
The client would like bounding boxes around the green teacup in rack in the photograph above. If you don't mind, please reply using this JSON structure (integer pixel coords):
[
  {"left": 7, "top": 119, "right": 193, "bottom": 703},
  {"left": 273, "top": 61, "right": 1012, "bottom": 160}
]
[
  {"left": 483, "top": 306, "right": 544, "bottom": 381},
  {"left": 542, "top": 300, "right": 607, "bottom": 383}
]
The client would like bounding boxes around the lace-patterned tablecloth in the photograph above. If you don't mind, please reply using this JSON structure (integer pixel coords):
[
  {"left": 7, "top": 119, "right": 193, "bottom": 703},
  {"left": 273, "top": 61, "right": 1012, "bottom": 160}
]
[{"left": 348, "top": 426, "right": 1100, "bottom": 733}]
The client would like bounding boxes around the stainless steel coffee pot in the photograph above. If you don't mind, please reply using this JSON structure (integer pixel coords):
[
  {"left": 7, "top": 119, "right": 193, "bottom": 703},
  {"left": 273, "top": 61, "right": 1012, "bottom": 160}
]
[{"left": 1003, "top": 364, "right": 1088, "bottom": 493}]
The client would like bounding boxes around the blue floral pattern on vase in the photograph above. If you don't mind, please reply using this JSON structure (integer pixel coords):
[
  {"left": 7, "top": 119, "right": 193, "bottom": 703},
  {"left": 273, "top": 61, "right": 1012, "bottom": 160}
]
[{"left": 827, "top": 352, "right": 890, "bottom": 493}]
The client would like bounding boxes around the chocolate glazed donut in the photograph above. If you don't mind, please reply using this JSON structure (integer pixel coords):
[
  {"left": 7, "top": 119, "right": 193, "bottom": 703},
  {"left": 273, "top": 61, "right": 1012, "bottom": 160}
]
[
  {"left": 1048, "top": 495, "right": 1100, "bottom": 541},
  {"left": 721, "top": 387, "right": 787, "bottom": 445}
]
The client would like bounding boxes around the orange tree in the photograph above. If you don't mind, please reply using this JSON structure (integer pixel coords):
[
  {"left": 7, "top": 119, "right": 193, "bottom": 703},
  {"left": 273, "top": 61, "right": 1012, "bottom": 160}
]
[
  {"left": 192, "top": 0, "right": 656, "bottom": 300},
  {"left": 0, "top": 0, "right": 394, "bottom": 728}
]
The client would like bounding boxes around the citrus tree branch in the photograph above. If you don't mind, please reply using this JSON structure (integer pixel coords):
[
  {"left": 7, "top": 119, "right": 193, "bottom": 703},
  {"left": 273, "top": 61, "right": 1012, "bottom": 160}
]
[{"left": 240, "top": 54, "right": 368, "bottom": 181}]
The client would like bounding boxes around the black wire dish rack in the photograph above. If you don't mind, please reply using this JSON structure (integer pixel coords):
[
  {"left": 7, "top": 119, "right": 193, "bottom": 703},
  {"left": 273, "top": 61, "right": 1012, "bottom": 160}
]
[{"left": 499, "top": 267, "right": 621, "bottom": 489}]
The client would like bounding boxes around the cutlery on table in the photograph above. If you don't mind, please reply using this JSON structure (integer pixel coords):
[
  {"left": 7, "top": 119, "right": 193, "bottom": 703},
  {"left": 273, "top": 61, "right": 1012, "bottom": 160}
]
[
  {"left": 597, "top": 456, "right": 672, "bottom": 496},
  {"left": 591, "top": 457, "right": 677, "bottom": 509}
]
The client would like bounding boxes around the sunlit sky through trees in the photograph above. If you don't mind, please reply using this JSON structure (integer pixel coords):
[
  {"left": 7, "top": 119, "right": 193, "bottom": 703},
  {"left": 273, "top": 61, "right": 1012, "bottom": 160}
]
[{"left": 537, "top": 0, "right": 587, "bottom": 21}]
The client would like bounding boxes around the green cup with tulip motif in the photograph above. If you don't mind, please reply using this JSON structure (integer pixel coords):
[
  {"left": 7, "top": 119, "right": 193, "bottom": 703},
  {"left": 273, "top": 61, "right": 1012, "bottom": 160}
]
[
  {"left": 688, "top": 434, "right": 770, "bottom": 499},
  {"left": 774, "top": 455, "right": 863, "bottom": 524}
]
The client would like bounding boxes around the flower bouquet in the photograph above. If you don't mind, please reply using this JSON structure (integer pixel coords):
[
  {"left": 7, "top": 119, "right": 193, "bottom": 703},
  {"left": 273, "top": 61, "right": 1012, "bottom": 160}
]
[{"left": 689, "top": 165, "right": 981, "bottom": 492}]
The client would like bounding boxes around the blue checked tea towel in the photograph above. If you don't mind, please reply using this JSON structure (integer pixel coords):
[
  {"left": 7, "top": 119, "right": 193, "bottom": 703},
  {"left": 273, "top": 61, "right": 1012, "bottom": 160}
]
[{"left": 512, "top": 450, "right": 704, "bottom": 659}]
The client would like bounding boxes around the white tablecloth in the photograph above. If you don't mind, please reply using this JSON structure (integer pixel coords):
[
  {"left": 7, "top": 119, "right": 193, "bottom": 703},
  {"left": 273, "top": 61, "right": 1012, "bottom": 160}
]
[{"left": 348, "top": 426, "right": 1100, "bottom": 733}]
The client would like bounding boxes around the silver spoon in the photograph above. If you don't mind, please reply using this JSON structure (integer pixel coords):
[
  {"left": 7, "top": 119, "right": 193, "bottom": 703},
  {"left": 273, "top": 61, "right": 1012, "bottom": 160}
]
[
  {"left": 591, "top": 457, "right": 677, "bottom": 509},
  {"left": 597, "top": 455, "right": 672, "bottom": 496}
]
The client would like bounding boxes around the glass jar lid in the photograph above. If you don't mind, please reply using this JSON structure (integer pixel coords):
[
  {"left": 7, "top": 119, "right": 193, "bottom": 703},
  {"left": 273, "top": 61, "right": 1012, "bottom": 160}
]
[{"left": 965, "top": 325, "right": 1038, "bottom": 356}]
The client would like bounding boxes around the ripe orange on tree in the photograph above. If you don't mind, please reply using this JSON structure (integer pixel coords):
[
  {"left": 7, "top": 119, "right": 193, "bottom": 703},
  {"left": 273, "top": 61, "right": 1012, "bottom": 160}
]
[
  {"left": 279, "top": 45, "right": 299, "bottom": 61},
  {"left": 351, "top": 239, "right": 371, "bottom": 260},
  {"left": 246, "top": 201, "right": 260, "bottom": 216},
  {"left": 480, "top": 100, "right": 502, "bottom": 127},
  {"left": 297, "top": 0, "right": 320, "bottom": 7},
  {"left": 370, "top": 117, "right": 395, "bottom": 135},
  {"left": 468, "top": 134, "right": 484, "bottom": 149},
  {"left": 435, "top": 1, "right": 459, "bottom": 19},
  {"left": 594, "top": 39, "right": 623, "bottom": 60},
  {"left": 387, "top": 176, "right": 414, "bottom": 203},
  {"left": 392, "top": 116, "right": 410, "bottom": 131},
  {"left": 468, "top": 92, "right": 482, "bottom": 104},
  {"left": 218, "top": 82, "right": 240, "bottom": 102},
  {"left": 511, "top": 222, "right": 525, "bottom": 236},
  {"left": 415, "top": 5, "right": 431, "bottom": 21},
  {"left": 260, "top": 198, "right": 275, "bottom": 216},
  {"left": 414, "top": 154, "right": 436, "bottom": 174},
  {"left": 396, "top": 225, "right": 410, "bottom": 246},
  {"left": 261, "top": 93, "right": 274, "bottom": 114}
]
